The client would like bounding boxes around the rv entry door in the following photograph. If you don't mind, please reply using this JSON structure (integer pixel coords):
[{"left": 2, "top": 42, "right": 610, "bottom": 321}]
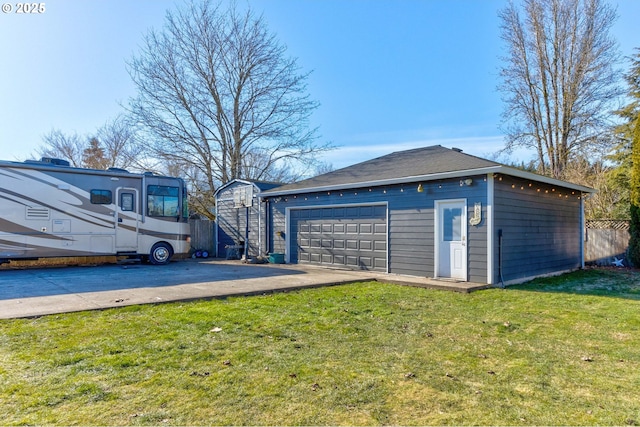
[{"left": 115, "top": 187, "right": 139, "bottom": 252}]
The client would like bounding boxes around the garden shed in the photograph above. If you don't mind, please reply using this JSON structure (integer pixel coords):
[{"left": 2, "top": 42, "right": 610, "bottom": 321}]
[
  {"left": 260, "top": 145, "right": 594, "bottom": 286},
  {"left": 214, "top": 179, "right": 281, "bottom": 259}
]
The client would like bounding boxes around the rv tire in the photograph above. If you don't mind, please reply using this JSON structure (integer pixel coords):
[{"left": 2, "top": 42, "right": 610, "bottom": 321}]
[{"left": 149, "top": 242, "right": 173, "bottom": 265}]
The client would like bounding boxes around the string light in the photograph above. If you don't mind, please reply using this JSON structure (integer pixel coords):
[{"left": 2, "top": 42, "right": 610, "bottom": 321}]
[{"left": 265, "top": 176, "right": 582, "bottom": 206}]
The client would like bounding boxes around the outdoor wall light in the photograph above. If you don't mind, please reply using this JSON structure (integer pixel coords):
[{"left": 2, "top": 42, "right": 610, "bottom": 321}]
[
  {"left": 459, "top": 178, "right": 473, "bottom": 186},
  {"left": 417, "top": 183, "right": 424, "bottom": 193}
]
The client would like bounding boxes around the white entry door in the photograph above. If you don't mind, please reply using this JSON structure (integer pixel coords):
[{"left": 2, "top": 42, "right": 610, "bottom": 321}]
[
  {"left": 436, "top": 199, "right": 467, "bottom": 280},
  {"left": 115, "top": 187, "right": 139, "bottom": 252}
]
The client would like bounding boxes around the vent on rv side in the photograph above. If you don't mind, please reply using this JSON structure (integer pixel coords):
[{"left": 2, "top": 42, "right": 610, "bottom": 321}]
[{"left": 26, "top": 206, "right": 50, "bottom": 220}]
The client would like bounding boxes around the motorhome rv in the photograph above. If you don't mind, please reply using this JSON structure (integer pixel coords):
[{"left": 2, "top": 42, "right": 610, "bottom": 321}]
[{"left": 0, "top": 158, "right": 190, "bottom": 265}]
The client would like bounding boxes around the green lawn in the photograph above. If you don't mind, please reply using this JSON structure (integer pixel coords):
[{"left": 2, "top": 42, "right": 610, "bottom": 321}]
[{"left": 1, "top": 268, "right": 639, "bottom": 425}]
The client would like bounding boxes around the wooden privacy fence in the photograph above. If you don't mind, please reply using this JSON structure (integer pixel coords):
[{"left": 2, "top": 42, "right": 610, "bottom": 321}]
[
  {"left": 189, "top": 219, "right": 216, "bottom": 255},
  {"left": 584, "top": 220, "right": 630, "bottom": 266}
]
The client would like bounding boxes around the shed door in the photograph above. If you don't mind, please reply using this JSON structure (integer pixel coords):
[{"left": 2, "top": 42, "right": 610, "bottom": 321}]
[
  {"left": 290, "top": 205, "right": 387, "bottom": 272},
  {"left": 436, "top": 199, "right": 467, "bottom": 280}
]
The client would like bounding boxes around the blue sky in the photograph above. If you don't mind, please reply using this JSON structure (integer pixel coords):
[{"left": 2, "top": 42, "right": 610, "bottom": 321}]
[{"left": 1, "top": 0, "right": 639, "bottom": 169}]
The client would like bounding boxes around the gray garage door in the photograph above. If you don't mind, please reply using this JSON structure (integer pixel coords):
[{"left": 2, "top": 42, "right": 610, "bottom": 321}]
[{"left": 290, "top": 205, "right": 387, "bottom": 271}]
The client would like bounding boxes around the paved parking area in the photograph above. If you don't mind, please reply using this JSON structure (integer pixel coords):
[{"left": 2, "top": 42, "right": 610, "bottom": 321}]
[
  {"left": 0, "top": 259, "right": 382, "bottom": 319},
  {"left": 0, "top": 259, "right": 489, "bottom": 319}
]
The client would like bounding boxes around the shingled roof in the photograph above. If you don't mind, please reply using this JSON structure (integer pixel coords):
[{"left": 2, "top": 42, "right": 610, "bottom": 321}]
[{"left": 261, "top": 145, "right": 594, "bottom": 196}]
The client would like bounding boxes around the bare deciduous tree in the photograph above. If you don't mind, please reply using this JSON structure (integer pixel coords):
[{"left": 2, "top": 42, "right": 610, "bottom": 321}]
[
  {"left": 95, "top": 115, "right": 146, "bottom": 170},
  {"left": 38, "top": 129, "right": 85, "bottom": 167},
  {"left": 126, "top": 0, "right": 330, "bottom": 202},
  {"left": 499, "top": 0, "right": 622, "bottom": 179},
  {"left": 37, "top": 115, "right": 143, "bottom": 171}
]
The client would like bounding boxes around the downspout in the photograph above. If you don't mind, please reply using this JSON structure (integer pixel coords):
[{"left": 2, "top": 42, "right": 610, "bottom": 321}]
[
  {"left": 244, "top": 206, "right": 249, "bottom": 260},
  {"left": 498, "top": 229, "right": 505, "bottom": 288},
  {"left": 256, "top": 190, "right": 262, "bottom": 257},
  {"left": 265, "top": 198, "right": 271, "bottom": 256},
  {"left": 580, "top": 193, "right": 584, "bottom": 269},
  {"left": 214, "top": 198, "right": 218, "bottom": 258}
]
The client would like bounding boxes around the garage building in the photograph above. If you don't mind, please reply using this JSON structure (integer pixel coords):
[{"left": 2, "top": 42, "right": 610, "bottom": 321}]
[{"left": 260, "top": 145, "right": 594, "bottom": 286}]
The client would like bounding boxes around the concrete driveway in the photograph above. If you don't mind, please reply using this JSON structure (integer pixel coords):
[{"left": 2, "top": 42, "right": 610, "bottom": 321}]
[
  {"left": 0, "top": 259, "right": 383, "bottom": 319},
  {"left": 0, "top": 259, "right": 490, "bottom": 319}
]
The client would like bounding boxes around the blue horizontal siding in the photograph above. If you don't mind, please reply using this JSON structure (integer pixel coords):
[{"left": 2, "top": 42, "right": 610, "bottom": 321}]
[{"left": 494, "top": 175, "right": 582, "bottom": 283}]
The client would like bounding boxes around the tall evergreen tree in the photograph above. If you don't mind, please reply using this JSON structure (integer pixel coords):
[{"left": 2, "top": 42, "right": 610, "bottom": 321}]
[
  {"left": 620, "top": 49, "right": 640, "bottom": 265},
  {"left": 628, "top": 115, "right": 640, "bottom": 266}
]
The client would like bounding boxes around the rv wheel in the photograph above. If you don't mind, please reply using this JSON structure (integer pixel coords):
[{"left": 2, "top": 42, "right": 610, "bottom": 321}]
[{"left": 149, "top": 242, "right": 173, "bottom": 265}]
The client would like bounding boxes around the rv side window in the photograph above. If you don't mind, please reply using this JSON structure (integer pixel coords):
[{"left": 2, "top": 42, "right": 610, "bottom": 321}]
[
  {"left": 121, "top": 193, "right": 135, "bottom": 212},
  {"left": 90, "top": 189, "right": 112, "bottom": 204},
  {"left": 147, "top": 185, "right": 179, "bottom": 217}
]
